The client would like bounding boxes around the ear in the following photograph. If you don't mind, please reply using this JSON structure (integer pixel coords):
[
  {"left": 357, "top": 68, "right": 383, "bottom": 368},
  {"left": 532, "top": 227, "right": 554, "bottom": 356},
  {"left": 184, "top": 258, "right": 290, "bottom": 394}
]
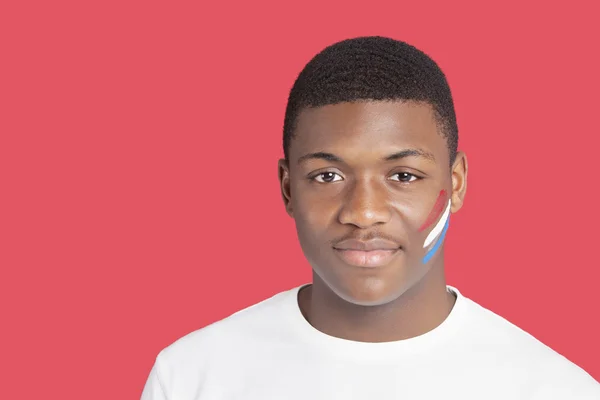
[
  {"left": 278, "top": 158, "right": 294, "bottom": 217},
  {"left": 450, "top": 151, "right": 468, "bottom": 213}
]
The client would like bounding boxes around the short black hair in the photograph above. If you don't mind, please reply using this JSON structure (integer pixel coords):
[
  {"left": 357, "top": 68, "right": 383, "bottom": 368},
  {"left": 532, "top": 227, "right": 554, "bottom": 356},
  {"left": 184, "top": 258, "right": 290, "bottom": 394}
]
[{"left": 283, "top": 36, "right": 458, "bottom": 165}]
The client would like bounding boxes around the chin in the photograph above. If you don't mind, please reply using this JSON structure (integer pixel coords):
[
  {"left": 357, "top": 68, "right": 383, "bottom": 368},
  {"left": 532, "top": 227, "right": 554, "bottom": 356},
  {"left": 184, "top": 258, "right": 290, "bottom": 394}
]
[{"left": 319, "top": 269, "right": 411, "bottom": 307}]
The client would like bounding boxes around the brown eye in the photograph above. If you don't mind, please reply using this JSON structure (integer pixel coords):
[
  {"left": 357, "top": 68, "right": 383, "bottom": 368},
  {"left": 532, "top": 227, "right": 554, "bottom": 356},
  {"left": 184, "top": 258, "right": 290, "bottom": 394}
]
[
  {"left": 313, "top": 172, "right": 343, "bottom": 183},
  {"left": 390, "top": 172, "right": 418, "bottom": 183}
]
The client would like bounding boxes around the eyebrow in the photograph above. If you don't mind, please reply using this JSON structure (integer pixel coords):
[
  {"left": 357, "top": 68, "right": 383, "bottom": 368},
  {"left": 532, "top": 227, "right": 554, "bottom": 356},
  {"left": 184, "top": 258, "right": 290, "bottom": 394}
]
[
  {"left": 298, "top": 152, "right": 343, "bottom": 164},
  {"left": 384, "top": 148, "right": 436, "bottom": 162},
  {"left": 297, "top": 148, "right": 436, "bottom": 165}
]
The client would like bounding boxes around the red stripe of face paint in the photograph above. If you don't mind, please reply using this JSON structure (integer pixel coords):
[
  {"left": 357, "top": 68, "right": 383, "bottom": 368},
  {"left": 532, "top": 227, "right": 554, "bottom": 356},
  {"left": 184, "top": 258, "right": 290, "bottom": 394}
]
[{"left": 418, "top": 190, "right": 448, "bottom": 232}]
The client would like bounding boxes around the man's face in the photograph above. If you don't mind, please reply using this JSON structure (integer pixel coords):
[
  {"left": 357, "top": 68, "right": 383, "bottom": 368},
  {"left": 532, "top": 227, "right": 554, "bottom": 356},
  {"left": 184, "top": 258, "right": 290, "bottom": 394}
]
[{"left": 279, "top": 101, "right": 467, "bottom": 306}]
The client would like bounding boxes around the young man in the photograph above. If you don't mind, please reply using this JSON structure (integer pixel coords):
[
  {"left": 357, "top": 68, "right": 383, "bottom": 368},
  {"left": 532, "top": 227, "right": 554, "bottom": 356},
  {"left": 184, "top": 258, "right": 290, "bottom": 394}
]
[{"left": 141, "top": 36, "right": 600, "bottom": 399}]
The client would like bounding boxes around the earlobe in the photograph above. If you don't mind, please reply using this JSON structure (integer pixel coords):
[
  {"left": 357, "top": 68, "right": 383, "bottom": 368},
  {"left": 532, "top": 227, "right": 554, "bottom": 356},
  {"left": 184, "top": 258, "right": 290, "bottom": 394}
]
[
  {"left": 278, "top": 159, "right": 294, "bottom": 217},
  {"left": 450, "top": 151, "right": 468, "bottom": 213}
]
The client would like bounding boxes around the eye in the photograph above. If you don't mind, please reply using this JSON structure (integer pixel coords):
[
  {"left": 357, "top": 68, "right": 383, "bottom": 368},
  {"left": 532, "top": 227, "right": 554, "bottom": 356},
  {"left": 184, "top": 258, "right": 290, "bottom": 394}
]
[
  {"left": 390, "top": 172, "right": 419, "bottom": 183},
  {"left": 313, "top": 172, "right": 343, "bottom": 183}
]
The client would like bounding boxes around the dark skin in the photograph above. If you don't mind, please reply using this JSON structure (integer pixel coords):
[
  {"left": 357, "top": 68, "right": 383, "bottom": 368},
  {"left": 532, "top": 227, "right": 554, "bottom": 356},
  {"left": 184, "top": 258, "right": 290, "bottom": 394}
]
[{"left": 278, "top": 100, "right": 468, "bottom": 343}]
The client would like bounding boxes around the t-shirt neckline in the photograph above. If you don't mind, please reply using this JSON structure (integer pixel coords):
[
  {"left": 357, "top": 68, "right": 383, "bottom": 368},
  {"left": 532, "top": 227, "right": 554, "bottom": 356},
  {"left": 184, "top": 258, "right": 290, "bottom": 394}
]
[{"left": 282, "top": 284, "right": 467, "bottom": 360}]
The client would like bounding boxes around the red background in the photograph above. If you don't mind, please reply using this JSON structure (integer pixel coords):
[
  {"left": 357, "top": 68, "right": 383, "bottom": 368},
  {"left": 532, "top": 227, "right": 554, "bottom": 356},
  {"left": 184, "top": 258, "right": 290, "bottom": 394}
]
[{"left": 1, "top": 1, "right": 599, "bottom": 398}]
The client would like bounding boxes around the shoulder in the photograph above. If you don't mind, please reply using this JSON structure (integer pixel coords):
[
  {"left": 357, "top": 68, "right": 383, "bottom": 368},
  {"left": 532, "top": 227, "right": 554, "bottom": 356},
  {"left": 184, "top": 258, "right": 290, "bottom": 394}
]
[
  {"left": 458, "top": 293, "right": 600, "bottom": 397},
  {"left": 151, "top": 286, "right": 299, "bottom": 381}
]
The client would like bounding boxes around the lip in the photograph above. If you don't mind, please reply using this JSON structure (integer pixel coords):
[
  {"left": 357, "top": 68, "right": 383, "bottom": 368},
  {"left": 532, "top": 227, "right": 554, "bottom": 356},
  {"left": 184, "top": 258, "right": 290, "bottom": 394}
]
[
  {"left": 333, "top": 248, "right": 399, "bottom": 267},
  {"left": 333, "top": 238, "right": 400, "bottom": 251},
  {"left": 333, "top": 239, "right": 401, "bottom": 267}
]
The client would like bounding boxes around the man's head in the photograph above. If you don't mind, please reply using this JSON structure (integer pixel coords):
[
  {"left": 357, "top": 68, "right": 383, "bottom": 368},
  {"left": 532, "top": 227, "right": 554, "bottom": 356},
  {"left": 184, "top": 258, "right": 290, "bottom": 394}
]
[{"left": 278, "top": 36, "right": 467, "bottom": 306}]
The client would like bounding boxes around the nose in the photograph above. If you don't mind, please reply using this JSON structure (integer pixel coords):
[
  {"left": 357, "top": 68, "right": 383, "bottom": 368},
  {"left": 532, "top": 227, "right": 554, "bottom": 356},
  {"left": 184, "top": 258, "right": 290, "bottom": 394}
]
[{"left": 337, "top": 177, "right": 392, "bottom": 229}]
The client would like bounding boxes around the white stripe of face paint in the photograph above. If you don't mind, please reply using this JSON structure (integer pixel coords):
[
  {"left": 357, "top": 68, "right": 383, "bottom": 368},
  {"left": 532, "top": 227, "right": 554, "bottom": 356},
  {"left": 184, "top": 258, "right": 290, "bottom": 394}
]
[{"left": 423, "top": 200, "right": 451, "bottom": 248}]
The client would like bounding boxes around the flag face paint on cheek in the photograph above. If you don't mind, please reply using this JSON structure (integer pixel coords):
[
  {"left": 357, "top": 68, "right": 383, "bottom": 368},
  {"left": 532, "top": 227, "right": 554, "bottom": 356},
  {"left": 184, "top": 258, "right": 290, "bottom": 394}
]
[
  {"left": 423, "top": 201, "right": 451, "bottom": 248},
  {"left": 423, "top": 214, "right": 450, "bottom": 263},
  {"left": 419, "top": 190, "right": 447, "bottom": 232},
  {"left": 420, "top": 190, "right": 452, "bottom": 263}
]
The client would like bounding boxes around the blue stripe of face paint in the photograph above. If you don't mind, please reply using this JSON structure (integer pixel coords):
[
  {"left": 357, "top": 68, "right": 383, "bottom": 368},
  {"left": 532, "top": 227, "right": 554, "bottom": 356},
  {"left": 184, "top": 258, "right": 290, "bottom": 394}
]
[{"left": 422, "top": 217, "right": 450, "bottom": 264}]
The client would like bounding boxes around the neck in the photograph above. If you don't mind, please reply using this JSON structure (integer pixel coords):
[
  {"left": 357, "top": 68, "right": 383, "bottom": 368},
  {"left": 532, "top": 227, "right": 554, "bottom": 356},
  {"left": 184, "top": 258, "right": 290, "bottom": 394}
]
[{"left": 298, "top": 261, "right": 455, "bottom": 343}]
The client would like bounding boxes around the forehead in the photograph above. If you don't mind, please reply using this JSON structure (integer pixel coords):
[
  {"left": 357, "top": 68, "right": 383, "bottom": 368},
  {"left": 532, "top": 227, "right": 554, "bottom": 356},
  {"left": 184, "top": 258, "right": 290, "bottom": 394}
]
[{"left": 291, "top": 100, "right": 447, "bottom": 165}]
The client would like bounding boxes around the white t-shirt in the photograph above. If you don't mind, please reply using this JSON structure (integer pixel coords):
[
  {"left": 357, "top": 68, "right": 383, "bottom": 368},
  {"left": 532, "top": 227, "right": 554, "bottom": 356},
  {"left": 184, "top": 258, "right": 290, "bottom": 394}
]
[{"left": 141, "top": 285, "right": 600, "bottom": 399}]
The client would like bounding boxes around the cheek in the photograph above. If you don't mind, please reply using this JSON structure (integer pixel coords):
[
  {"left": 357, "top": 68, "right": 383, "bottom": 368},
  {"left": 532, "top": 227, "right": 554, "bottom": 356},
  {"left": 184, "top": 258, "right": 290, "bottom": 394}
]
[
  {"left": 390, "top": 190, "right": 449, "bottom": 252},
  {"left": 295, "top": 210, "right": 334, "bottom": 244},
  {"left": 293, "top": 191, "right": 338, "bottom": 228},
  {"left": 417, "top": 190, "right": 448, "bottom": 232},
  {"left": 417, "top": 192, "right": 452, "bottom": 263},
  {"left": 293, "top": 210, "right": 333, "bottom": 268}
]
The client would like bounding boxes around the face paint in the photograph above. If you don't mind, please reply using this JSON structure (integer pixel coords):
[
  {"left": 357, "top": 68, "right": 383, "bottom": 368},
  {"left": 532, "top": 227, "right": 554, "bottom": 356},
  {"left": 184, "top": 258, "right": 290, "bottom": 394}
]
[
  {"left": 421, "top": 196, "right": 452, "bottom": 264},
  {"left": 422, "top": 213, "right": 450, "bottom": 263},
  {"left": 418, "top": 190, "right": 448, "bottom": 232},
  {"left": 423, "top": 200, "right": 451, "bottom": 248}
]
